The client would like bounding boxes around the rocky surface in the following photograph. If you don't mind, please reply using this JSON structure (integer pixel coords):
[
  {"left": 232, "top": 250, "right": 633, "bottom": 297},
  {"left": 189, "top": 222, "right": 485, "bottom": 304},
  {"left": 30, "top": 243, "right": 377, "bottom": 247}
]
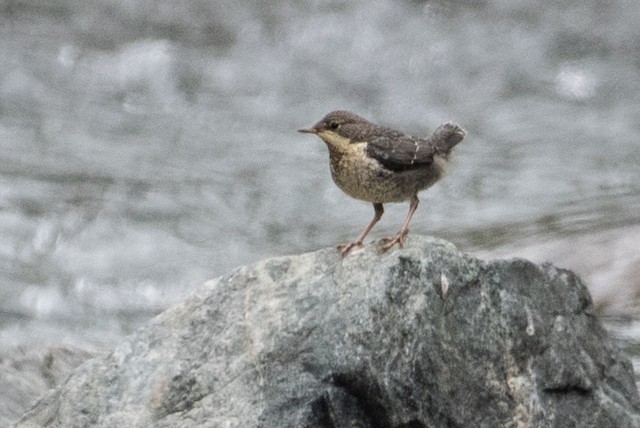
[
  {"left": 16, "top": 236, "right": 640, "bottom": 427},
  {"left": 1, "top": 347, "right": 95, "bottom": 427}
]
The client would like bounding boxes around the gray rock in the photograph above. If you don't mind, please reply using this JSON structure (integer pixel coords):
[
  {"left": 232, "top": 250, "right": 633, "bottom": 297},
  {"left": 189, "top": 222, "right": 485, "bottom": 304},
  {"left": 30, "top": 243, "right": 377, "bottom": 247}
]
[
  {"left": 1, "top": 346, "right": 95, "bottom": 426},
  {"left": 16, "top": 236, "right": 640, "bottom": 427}
]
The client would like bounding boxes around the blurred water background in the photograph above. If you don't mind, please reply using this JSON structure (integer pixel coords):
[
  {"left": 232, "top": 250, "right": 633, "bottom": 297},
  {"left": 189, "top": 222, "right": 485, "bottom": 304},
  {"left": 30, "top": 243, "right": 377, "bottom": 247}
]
[{"left": 1, "top": 0, "right": 639, "bottom": 383}]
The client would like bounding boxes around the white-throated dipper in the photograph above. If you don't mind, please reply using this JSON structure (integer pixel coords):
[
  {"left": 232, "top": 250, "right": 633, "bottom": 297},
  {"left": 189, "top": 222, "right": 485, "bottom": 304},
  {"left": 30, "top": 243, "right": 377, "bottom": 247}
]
[{"left": 299, "top": 110, "right": 465, "bottom": 257}]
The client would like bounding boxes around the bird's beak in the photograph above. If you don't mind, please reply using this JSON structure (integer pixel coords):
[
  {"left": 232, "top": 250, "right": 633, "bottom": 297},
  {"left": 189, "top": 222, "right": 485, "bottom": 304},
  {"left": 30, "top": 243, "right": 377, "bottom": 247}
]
[{"left": 298, "top": 128, "right": 317, "bottom": 134}]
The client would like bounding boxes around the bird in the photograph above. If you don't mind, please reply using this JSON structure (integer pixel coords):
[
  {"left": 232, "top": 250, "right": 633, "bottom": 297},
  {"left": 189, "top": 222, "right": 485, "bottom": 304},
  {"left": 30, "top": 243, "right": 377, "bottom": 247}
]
[{"left": 298, "top": 110, "right": 465, "bottom": 257}]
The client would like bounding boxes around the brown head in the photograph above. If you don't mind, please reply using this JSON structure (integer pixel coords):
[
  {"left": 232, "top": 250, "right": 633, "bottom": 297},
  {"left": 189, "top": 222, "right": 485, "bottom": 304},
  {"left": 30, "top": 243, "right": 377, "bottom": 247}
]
[{"left": 298, "top": 110, "right": 388, "bottom": 150}]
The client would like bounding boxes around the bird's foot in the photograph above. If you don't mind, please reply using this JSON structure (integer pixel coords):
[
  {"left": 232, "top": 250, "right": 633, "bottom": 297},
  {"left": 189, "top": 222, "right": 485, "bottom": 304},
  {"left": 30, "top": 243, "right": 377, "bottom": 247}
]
[
  {"left": 379, "top": 229, "right": 409, "bottom": 252},
  {"left": 337, "top": 241, "right": 363, "bottom": 257}
]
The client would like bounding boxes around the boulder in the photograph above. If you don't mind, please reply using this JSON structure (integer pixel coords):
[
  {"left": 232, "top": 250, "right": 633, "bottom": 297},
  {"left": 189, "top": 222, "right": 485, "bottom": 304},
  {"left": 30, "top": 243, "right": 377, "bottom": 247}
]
[{"left": 16, "top": 236, "right": 640, "bottom": 427}]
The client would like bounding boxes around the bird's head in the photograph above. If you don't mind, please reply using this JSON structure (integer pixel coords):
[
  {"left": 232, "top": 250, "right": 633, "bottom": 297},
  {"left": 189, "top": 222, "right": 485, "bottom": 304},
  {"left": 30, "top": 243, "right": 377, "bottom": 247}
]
[{"left": 298, "top": 110, "right": 372, "bottom": 150}]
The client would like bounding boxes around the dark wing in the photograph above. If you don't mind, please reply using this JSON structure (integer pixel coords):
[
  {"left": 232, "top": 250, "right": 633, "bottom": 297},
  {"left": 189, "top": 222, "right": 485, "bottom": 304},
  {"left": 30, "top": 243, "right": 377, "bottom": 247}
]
[{"left": 365, "top": 134, "right": 435, "bottom": 172}]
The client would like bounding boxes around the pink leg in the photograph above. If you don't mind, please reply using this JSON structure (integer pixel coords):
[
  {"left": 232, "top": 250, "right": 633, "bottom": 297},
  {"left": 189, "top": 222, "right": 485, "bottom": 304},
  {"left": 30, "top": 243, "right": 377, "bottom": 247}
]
[
  {"left": 338, "top": 203, "right": 384, "bottom": 257},
  {"left": 380, "top": 195, "right": 419, "bottom": 251}
]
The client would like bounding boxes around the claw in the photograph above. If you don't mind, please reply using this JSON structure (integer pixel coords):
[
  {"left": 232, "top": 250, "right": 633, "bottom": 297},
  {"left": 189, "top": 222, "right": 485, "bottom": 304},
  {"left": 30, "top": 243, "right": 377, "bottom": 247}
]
[
  {"left": 379, "top": 229, "right": 409, "bottom": 252},
  {"left": 337, "top": 241, "right": 363, "bottom": 257}
]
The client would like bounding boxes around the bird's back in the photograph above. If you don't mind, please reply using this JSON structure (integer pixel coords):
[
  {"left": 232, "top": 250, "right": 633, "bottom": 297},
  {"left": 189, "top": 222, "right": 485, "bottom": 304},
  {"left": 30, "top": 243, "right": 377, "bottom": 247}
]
[{"left": 365, "top": 123, "right": 465, "bottom": 172}]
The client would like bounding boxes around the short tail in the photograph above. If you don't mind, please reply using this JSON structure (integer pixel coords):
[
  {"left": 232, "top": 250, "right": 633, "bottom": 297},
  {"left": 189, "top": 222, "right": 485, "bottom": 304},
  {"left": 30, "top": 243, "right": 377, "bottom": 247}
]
[{"left": 431, "top": 122, "right": 465, "bottom": 154}]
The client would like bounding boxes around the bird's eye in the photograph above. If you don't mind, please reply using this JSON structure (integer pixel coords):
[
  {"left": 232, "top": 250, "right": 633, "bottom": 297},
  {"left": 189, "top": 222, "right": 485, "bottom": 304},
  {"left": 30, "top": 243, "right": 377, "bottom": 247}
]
[{"left": 328, "top": 121, "right": 340, "bottom": 130}]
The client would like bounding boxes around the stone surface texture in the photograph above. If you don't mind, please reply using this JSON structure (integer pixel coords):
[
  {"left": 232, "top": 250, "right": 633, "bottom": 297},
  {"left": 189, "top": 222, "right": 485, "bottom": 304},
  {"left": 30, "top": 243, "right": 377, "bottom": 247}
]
[
  {"left": 0, "top": 347, "right": 95, "bottom": 427},
  {"left": 16, "top": 236, "right": 640, "bottom": 427}
]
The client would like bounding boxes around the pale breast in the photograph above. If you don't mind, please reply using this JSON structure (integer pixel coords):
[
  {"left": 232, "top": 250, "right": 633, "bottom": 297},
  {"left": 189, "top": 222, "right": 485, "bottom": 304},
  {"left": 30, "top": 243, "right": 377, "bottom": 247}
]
[{"left": 328, "top": 144, "right": 445, "bottom": 203}]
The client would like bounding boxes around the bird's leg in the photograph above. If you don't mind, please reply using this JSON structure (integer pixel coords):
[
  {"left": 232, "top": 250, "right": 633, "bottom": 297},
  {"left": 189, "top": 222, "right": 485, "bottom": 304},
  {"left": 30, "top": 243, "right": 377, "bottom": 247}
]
[
  {"left": 338, "top": 203, "right": 384, "bottom": 257},
  {"left": 380, "top": 196, "right": 419, "bottom": 251}
]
